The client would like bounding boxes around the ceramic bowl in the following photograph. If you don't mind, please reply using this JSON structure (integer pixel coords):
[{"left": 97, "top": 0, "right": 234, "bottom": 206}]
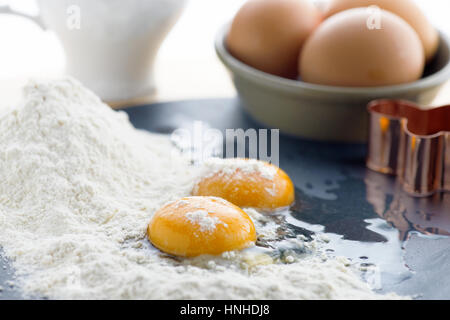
[{"left": 215, "top": 25, "right": 450, "bottom": 142}]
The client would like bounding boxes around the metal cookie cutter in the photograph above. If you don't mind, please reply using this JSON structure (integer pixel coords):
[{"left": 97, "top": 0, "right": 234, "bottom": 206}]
[{"left": 367, "top": 99, "right": 450, "bottom": 197}]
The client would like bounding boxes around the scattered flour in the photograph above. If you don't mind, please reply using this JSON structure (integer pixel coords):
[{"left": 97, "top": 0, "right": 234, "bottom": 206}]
[
  {"left": 201, "top": 157, "right": 278, "bottom": 180},
  {"left": 0, "top": 78, "right": 403, "bottom": 300},
  {"left": 185, "top": 210, "right": 222, "bottom": 233}
]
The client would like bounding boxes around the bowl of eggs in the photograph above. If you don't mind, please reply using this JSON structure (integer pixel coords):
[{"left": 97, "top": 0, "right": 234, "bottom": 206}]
[{"left": 215, "top": 0, "right": 450, "bottom": 142}]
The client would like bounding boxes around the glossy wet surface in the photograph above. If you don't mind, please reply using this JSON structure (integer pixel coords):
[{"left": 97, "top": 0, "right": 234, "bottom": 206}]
[{"left": 1, "top": 98, "right": 449, "bottom": 299}]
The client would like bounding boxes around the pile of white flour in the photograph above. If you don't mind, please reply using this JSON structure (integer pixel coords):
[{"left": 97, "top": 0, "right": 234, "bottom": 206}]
[{"left": 0, "top": 78, "right": 399, "bottom": 299}]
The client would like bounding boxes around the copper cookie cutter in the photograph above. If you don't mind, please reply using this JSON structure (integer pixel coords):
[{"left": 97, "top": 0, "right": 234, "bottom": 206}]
[{"left": 367, "top": 99, "right": 450, "bottom": 197}]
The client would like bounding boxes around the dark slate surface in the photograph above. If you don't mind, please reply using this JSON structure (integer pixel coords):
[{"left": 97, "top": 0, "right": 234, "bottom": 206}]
[{"left": 1, "top": 98, "right": 449, "bottom": 299}]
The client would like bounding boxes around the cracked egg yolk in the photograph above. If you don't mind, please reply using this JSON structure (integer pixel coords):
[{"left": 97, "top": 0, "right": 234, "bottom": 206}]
[
  {"left": 147, "top": 196, "right": 256, "bottom": 257},
  {"left": 192, "top": 160, "right": 295, "bottom": 210}
]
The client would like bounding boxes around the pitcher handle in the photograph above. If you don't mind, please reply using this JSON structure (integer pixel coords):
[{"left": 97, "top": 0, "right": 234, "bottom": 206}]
[{"left": 0, "top": 5, "right": 46, "bottom": 30}]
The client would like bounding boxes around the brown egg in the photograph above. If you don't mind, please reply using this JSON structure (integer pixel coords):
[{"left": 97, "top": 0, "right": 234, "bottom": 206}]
[
  {"left": 325, "top": 0, "right": 439, "bottom": 62},
  {"left": 299, "top": 8, "right": 425, "bottom": 87},
  {"left": 226, "top": 0, "right": 322, "bottom": 79}
]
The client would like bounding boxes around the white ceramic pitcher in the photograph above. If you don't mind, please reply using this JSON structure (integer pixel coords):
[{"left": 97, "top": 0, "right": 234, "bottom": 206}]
[{"left": 0, "top": 0, "right": 186, "bottom": 102}]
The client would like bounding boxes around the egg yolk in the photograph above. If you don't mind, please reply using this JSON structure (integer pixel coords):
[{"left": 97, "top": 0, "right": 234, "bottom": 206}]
[
  {"left": 148, "top": 196, "right": 256, "bottom": 257},
  {"left": 193, "top": 160, "right": 295, "bottom": 210}
]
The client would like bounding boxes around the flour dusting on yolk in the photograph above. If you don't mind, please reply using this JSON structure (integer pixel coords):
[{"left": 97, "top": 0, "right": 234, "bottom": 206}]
[
  {"left": 193, "top": 158, "right": 295, "bottom": 210},
  {"left": 148, "top": 196, "right": 256, "bottom": 257}
]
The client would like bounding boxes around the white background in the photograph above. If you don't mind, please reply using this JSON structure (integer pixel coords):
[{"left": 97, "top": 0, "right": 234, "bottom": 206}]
[{"left": 0, "top": 0, "right": 449, "bottom": 108}]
